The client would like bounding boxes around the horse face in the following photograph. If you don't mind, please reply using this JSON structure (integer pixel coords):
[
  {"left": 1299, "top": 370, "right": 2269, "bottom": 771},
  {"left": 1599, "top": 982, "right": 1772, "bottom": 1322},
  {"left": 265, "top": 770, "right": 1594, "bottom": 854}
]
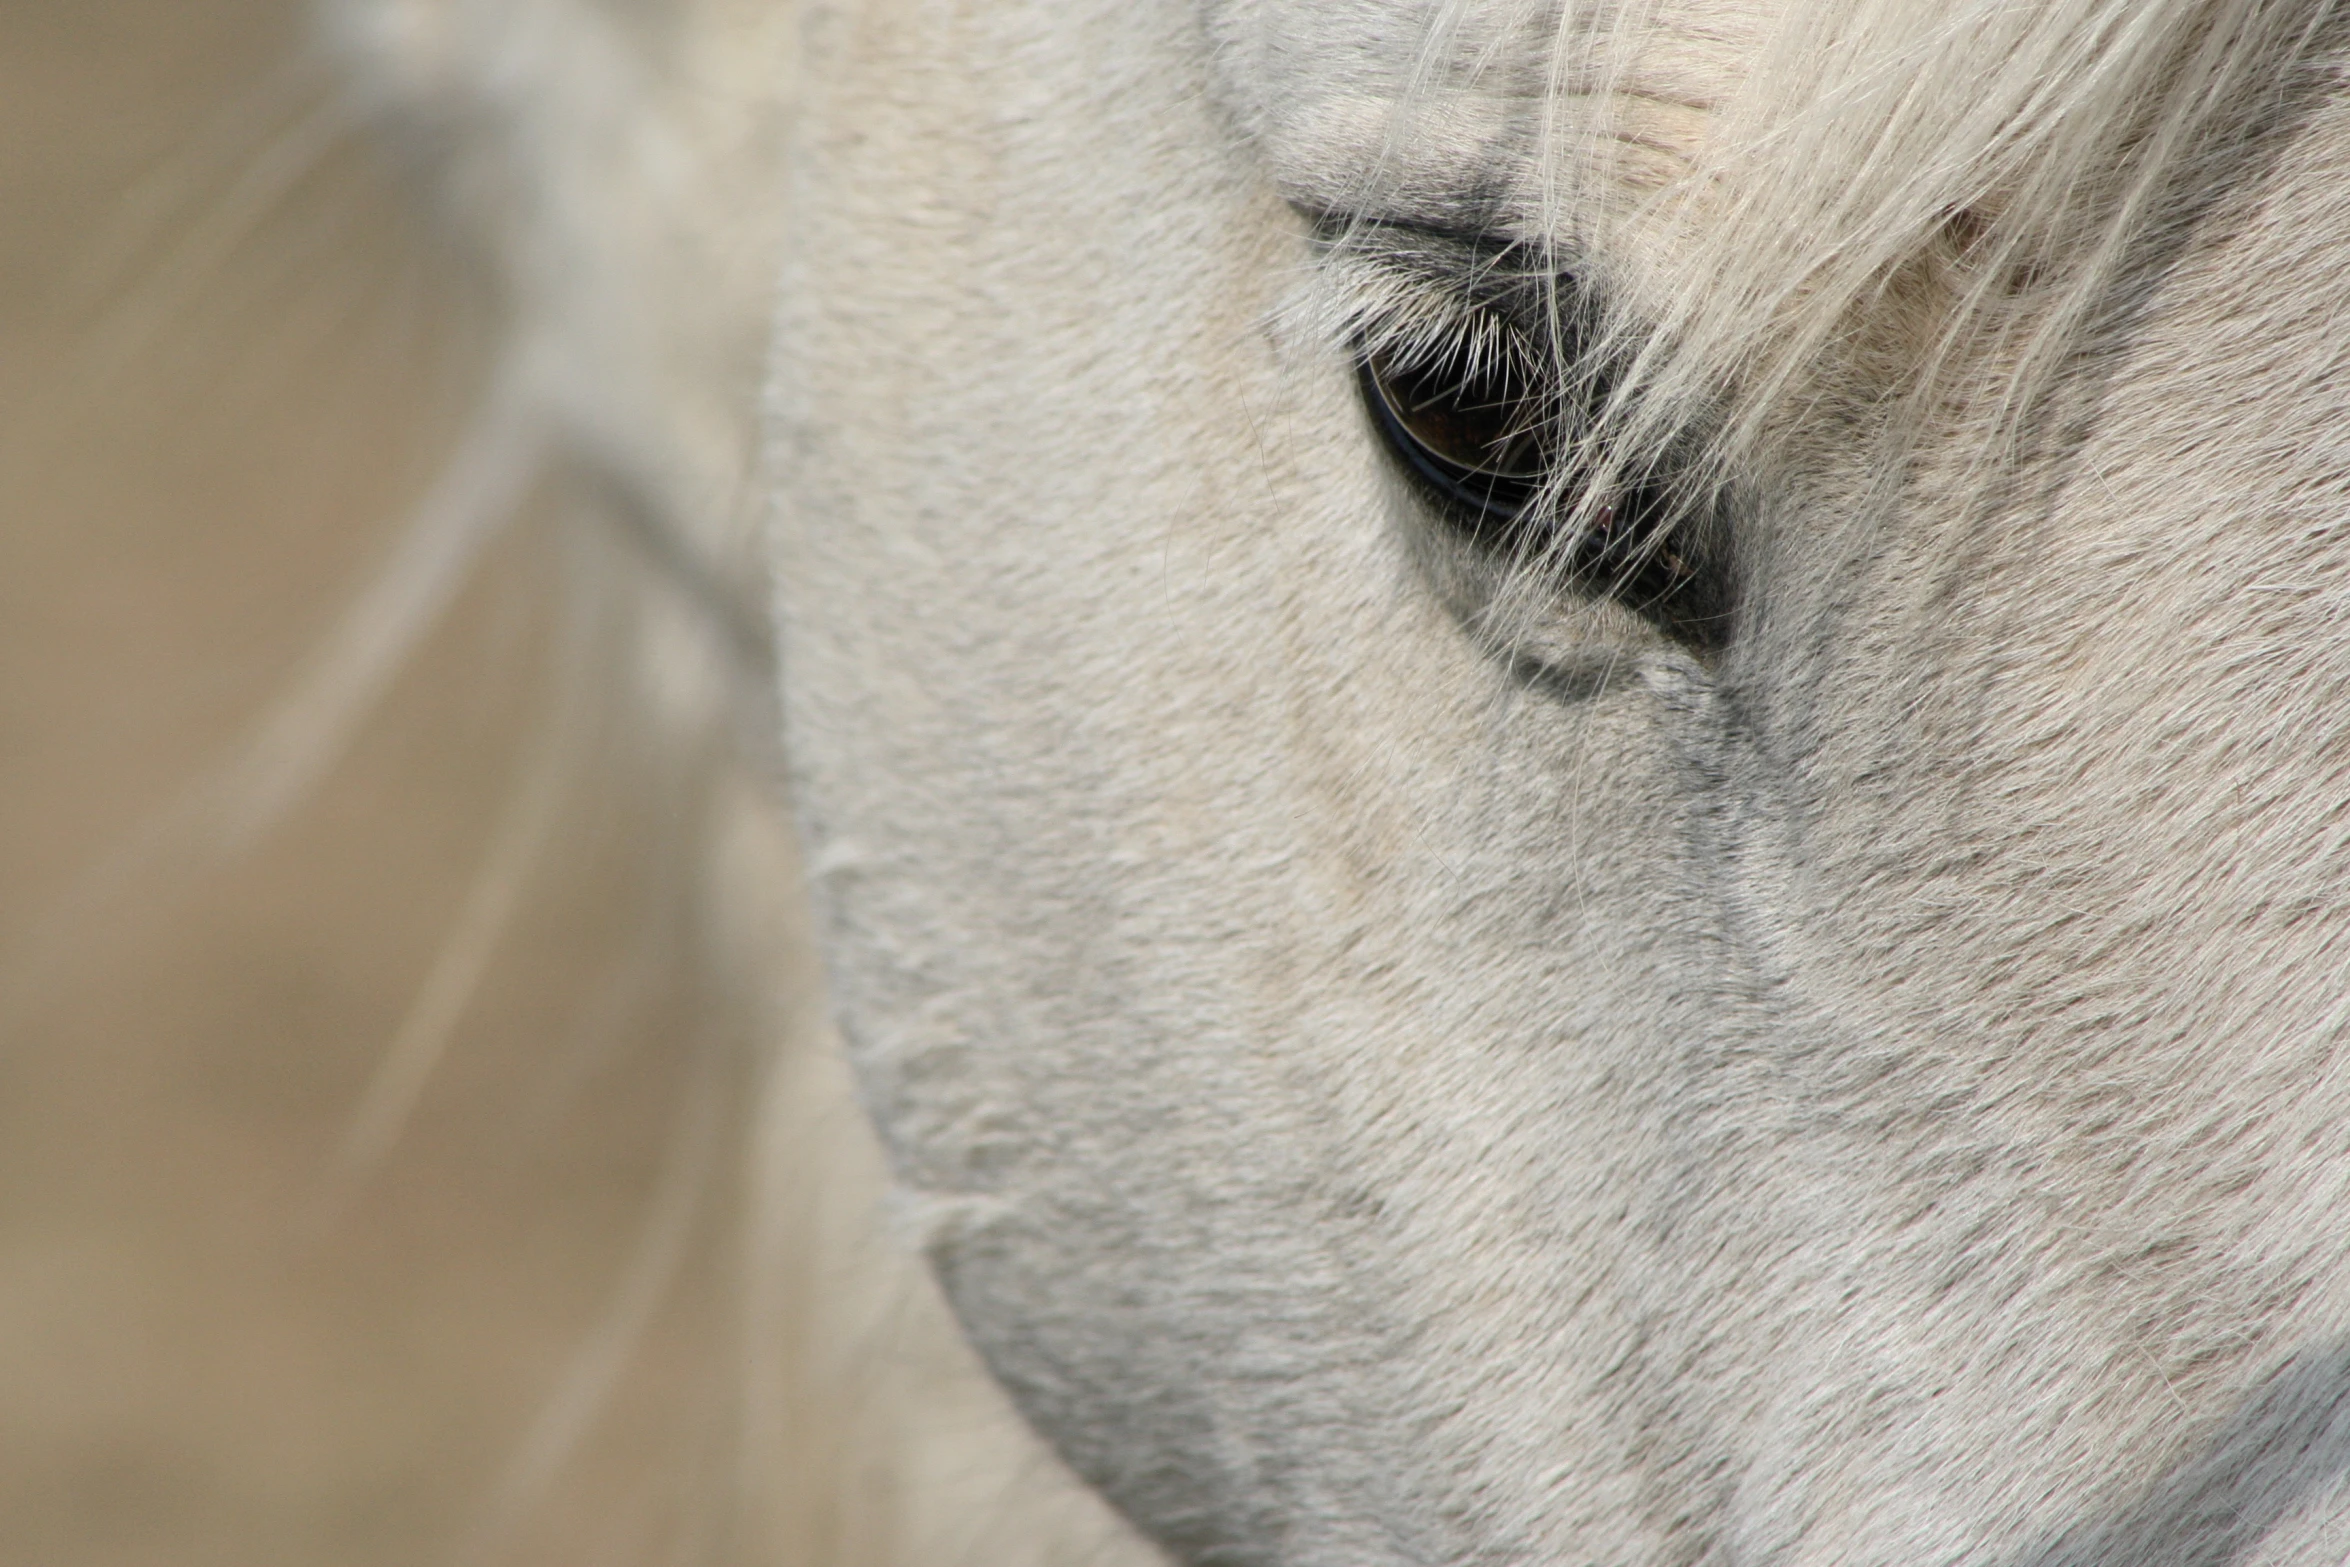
[{"left": 775, "top": 1, "right": 2350, "bottom": 1561}]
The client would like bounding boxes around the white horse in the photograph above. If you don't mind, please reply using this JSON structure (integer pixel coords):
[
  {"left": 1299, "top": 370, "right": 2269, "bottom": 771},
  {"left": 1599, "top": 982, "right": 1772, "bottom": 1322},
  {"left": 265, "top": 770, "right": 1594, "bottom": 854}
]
[{"left": 332, "top": 0, "right": 2350, "bottom": 1561}]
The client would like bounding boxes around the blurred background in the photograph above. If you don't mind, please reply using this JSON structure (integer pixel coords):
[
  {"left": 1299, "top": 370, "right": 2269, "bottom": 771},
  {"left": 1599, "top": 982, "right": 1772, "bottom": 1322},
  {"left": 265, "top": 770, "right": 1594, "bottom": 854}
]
[{"left": 0, "top": 4, "right": 753, "bottom": 1561}]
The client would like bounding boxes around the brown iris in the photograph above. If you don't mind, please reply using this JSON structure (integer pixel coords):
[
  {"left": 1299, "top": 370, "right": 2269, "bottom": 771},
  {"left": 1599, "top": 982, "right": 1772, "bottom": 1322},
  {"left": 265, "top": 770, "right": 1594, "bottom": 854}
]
[{"left": 1359, "top": 336, "right": 1552, "bottom": 528}]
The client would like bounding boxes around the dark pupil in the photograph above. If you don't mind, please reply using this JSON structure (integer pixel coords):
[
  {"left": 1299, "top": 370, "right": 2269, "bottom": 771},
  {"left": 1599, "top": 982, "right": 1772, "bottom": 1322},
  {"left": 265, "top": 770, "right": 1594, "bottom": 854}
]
[{"left": 1360, "top": 340, "right": 1550, "bottom": 523}]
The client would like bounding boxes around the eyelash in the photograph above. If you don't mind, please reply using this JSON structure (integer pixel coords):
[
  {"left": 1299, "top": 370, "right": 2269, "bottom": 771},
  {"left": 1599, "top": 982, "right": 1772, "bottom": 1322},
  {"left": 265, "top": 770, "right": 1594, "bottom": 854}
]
[
  {"left": 1342, "top": 267, "right": 1729, "bottom": 649},
  {"left": 1356, "top": 331, "right": 1552, "bottom": 534}
]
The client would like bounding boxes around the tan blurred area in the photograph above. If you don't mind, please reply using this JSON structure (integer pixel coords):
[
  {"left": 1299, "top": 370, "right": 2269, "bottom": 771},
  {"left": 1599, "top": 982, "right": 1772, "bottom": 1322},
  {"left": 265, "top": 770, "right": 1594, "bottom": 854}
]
[{"left": 0, "top": 5, "right": 751, "bottom": 1562}]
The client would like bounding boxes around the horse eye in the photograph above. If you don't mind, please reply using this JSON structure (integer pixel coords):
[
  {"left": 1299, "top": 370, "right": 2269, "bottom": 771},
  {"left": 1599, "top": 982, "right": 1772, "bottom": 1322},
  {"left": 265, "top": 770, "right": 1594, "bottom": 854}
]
[{"left": 1359, "top": 337, "right": 1551, "bottom": 527}]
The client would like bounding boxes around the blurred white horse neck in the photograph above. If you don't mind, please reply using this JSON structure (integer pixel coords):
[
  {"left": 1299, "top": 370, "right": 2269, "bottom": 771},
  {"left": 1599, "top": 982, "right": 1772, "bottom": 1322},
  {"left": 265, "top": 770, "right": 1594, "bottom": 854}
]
[{"left": 343, "top": 0, "right": 2350, "bottom": 1562}]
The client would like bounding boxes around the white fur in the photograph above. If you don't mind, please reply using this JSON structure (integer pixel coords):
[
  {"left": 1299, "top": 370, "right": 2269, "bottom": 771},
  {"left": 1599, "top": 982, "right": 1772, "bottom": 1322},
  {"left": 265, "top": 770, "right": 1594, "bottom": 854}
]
[{"left": 345, "top": 0, "right": 2350, "bottom": 1560}]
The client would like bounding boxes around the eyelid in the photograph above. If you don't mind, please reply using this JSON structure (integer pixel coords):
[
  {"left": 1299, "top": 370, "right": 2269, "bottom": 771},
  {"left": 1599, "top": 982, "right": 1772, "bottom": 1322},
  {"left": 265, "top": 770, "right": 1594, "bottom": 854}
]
[{"left": 1309, "top": 215, "right": 1597, "bottom": 372}]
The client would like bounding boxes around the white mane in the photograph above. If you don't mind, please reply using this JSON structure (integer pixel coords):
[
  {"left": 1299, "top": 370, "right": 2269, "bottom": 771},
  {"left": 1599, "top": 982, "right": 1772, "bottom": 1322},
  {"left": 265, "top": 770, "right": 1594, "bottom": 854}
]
[
  {"left": 1602, "top": 0, "right": 2329, "bottom": 451},
  {"left": 1290, "top": 0, "right": 2340, "bottom": 589}
]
